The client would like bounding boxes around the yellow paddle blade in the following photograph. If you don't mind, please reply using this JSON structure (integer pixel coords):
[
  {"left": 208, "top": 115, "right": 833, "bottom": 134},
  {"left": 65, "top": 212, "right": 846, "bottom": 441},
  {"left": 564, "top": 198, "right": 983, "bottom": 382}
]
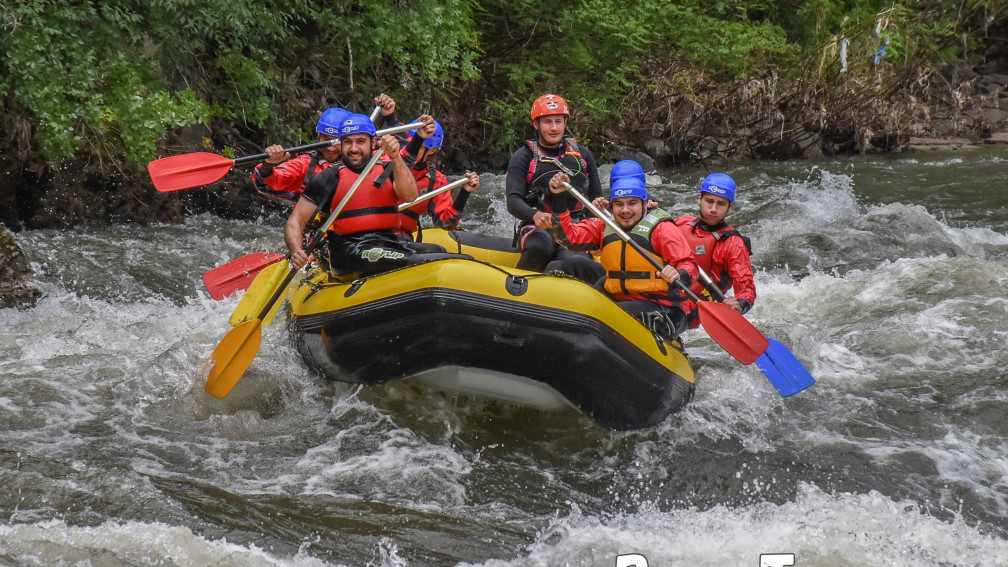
[
  {"left": 204, "top": 319, "right": 263, "bottom": 398},
  {"left": 228, "top": 260, "right": 289, "bottom": 327}
]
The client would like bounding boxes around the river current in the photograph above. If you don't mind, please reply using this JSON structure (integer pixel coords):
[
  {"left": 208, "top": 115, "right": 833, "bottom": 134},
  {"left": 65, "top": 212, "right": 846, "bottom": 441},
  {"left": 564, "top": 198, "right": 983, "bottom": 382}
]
[{"left": 2, "top": 150, "right": 1007, "bottom": 566}]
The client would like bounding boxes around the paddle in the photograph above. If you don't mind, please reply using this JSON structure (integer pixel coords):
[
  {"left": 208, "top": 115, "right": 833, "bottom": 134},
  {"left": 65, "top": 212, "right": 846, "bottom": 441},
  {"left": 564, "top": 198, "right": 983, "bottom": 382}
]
[
  {"left": 148, "top": 121, "right": 418, "bottom": 192},
  {"left": 695, "top": 266, "right": 815, "bottom": 396},
  {"left": 397, "top": 176, "right": 469, "bottom": 211},
  {"left": 561, "top": 181, "right": 769, "bottom": 366},
  {"left": 204, "top": 177, "right": 471, "bottom": 302},
  {"left": 204, "top": 149, "right": 386, "bottom": 398},
  {"left": 202, "top": 252, "right": 286, "bottom": 300}
]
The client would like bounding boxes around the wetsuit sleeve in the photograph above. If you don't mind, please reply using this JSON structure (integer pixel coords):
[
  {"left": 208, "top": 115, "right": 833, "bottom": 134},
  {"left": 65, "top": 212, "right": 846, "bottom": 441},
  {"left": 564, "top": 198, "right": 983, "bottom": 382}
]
[
  {"left": 550, "top": 211, "right": 603, "bottom": 251},
  {"left": 652, "top": 222, "right": 697, "bottom": 288},
  {"left": 402, "top": 133, "right": 424, "bottom": 165},
  {"left": 715, "top": 235, "right": 757, "bottom": 307},
  {"left": 579, "top": 146, "right": 603, "bottom": 201},
  {"left": 506, "top": 146, "right": 538, "bottom": 224},
  {"left": 451, "top": 188, "right": 471, "bottom": 213},
  {"left": 377, "top": 111, "right": 409, "bottom": 144}
]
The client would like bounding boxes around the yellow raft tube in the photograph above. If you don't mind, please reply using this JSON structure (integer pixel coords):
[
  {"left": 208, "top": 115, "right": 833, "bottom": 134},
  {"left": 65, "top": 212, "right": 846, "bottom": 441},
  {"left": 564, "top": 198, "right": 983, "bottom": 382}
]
[{"left": 286, "top": 229, "right": 695, "bottom": 430}]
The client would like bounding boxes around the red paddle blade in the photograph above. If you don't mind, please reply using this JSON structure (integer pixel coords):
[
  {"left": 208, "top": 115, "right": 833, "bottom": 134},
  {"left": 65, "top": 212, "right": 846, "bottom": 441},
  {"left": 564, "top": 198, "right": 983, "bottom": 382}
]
[
  {"left": 696, "top": 301, "right": 770, "bottom": 365},
  {"left": 147, "top": 152, "right": 236, "bottom": 192},
  {"left": 202, "top": 252, "right": 286, "bottom": 300}
]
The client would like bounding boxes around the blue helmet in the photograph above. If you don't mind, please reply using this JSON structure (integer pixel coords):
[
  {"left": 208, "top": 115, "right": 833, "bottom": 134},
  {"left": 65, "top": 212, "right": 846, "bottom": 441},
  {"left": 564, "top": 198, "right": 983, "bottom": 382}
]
[
  {"left": 609, "top": 176, "right": 648, "bottom": 202},
  {"left": 316, "top": 107, "right": 349, "bottom": 136},
  {"left": 699, "top": 173, "right": 736, "bottom": 203},
  {"left": 339, "top": 113, "right": 377, "bottom": 138},
  {"left": 408, "top": 118, "right": 444, "bottom": 150},
  {"left": 609, "top": 160, "right": 646, "bottom": 187}
]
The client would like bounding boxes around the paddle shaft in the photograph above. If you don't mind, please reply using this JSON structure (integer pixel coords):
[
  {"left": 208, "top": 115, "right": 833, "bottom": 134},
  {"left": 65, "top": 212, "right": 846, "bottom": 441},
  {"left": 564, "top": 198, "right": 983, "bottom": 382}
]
[
  {"left": 561, "top": 182, "right": 702, "bottom": 303},
  {"left": 234, "top": 139, "right": 336, "bottom": 166},
  {"left": 218, "top": 122, "right": 420, "bottom": 168},
  {"left": 253, "top": 150, "right": 386, "bottom": 321},
  {"left": 232, "top": 115, "right": 405, "bottom": 166},
  {"left": 397, "top": 177, "right": 468, "bottom": 211},
  {"left": 696, "top": 266, "right": 728, "bottom": 302}
]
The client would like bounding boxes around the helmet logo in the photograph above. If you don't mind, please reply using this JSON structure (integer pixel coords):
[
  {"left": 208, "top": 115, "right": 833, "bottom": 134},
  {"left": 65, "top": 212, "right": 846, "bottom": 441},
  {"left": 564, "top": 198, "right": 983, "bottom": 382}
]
[
  {"left": 547, "top": 102, "right": 558, "bottom": 110},
  {"left": 614, "top": 189, "right": 633, "bottom": 197},
  {"left": 707, "top": 185, "right": 725, "bottom": 195}
]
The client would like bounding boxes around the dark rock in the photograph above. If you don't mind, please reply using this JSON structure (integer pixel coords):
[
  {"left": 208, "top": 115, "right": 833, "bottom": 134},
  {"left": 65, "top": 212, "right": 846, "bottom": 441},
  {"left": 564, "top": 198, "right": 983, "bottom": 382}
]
[
  {"left": 608, "top": 148, "right": 657, "bottom": 172},
  {"left": 0, "top": 225, "right": 39, "bottom": 308}
]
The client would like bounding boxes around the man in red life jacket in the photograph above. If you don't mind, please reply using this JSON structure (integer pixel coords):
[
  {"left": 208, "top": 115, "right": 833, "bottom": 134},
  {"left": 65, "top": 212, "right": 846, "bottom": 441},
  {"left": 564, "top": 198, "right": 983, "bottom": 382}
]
[
  {"left": 675, "top": 173, "right": 756, "bottom": 323},
  {"left": 393, "top": 117, "right": 480, "bottom": 252},
  {"left": 505, "top": 94, "right": 602, "bottom": 273},
  {"left": 547, "top": 161, "right": 698, "bottom": 340},
  {"left": 253, "top": 94, "right": 405, "bottom": 203},
  {"left": 284, "top": 113, "right": 423, "bottom": 276}
]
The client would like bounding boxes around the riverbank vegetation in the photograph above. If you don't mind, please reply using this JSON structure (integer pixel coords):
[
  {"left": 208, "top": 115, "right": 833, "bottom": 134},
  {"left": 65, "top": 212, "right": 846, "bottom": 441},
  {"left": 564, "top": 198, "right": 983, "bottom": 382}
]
[{"left": 1, "top": 0, "right": 1005, "bottom": 228}]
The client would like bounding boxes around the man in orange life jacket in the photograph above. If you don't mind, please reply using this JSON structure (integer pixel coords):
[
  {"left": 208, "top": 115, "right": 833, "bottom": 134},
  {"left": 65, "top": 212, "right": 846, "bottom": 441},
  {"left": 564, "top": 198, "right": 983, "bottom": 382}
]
[
  {"left": 505, "top": 94, "right": 602, "bottom": 274},
  {"left": 253, "top": 93, "right": 405, "bottom": 203},
  {"left": 283, "top": 113, "right": 421, "bottom": 276},
  {"left": 547, "top": 160, "right": 698, "bottom": 340},
  {"left": 392, "top": 116, "right": 480, "bottom": 253},
  {"left": 675, "top": 173, "right": 756, "bottom": 323}
]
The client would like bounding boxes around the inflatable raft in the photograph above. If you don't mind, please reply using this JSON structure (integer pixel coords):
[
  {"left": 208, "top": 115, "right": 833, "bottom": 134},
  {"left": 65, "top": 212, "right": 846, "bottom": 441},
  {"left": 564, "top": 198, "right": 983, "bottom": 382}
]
[{"left": 286, "top": 229, "right": 695, "bottom": 430}]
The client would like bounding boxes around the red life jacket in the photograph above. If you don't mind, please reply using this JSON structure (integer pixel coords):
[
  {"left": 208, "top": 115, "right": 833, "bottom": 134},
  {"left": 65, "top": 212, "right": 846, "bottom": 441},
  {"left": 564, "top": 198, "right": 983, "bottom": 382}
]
[
  {"left": 325, "top": 161, "right": 401, "bottom": 235},
  {"left": 398, "top": 166, "right": 438, "bottom": 234},
  {"left": 675, "top": 216, "right": 751, "bottom": 294}
]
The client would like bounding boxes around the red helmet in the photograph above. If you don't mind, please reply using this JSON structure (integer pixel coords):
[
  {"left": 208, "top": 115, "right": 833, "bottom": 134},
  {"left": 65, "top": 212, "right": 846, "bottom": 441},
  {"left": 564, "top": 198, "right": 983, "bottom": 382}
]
[{"left": 530, "top": 94, "right": 570, "bottom": 122}]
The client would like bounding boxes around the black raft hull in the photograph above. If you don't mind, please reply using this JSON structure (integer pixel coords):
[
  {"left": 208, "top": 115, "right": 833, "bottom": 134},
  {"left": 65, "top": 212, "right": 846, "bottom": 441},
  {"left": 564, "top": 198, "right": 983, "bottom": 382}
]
[{"left": 287, "top": 255, "right": 695, "bottom": 430}]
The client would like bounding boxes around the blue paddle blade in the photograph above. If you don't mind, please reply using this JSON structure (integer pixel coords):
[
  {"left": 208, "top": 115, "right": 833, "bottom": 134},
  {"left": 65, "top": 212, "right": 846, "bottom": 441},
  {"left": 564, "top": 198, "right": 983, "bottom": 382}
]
[{"left": 754, "top": 337, "right": 816, "bottom": 397}]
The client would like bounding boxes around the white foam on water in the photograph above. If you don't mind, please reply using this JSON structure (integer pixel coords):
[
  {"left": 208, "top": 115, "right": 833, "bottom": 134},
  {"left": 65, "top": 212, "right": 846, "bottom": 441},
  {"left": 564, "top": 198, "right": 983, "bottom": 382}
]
[
  {"left": 460, "top": 483, "right": 1008, "bottom": 567},
  {"left": 0, "top": 519, "right": 337, "bottom": 567},
  {"left": 289, "top": 419, "right": 472, "bottom": 508}
]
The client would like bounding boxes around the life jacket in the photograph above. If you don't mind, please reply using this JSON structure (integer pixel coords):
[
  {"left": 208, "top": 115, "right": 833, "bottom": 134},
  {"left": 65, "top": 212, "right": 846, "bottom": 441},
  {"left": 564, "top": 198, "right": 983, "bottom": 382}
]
[
  {"left": 398, "top": 166, "right": 439, "bottom": 234},
  {"left": 524, "top": 137, "right": 589, "bottom": 214},
  {"left": 323, "top": 160, "right": 401, "bottom": 236},
  {"left": 600, "top": 208, "right": 683, "bottom": 305},
  {"left": 676, "top": 216, "right": 752, "bottom": 293},
  {"left": 300, "top": 151, "right": 328, "bottom": 190}
]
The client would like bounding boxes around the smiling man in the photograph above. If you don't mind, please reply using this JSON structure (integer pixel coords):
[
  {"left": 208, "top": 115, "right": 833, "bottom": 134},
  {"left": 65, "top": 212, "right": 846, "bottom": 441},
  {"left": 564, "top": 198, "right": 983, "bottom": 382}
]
[
  {"left": 505, "top": 94, "right": 602, "bottom": 273},
  {"left": 283, "top": 113, "right": 421, "bottom": 276},
  {"left": 547, "top": 160, "right": 698, "bottom": 340}
]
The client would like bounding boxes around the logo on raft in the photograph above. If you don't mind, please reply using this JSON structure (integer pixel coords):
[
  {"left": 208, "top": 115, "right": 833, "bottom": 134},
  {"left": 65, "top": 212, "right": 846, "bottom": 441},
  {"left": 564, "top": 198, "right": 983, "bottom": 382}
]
[{"left": 361, "top": 248, "right": 406, "bottom": 263}]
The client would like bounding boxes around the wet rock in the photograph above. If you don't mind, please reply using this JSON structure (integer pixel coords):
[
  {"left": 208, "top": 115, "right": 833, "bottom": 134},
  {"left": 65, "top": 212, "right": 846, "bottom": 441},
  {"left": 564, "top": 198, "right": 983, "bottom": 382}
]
[
  {"left": 907, "top": 137, "right": 977, "bottom": 151},
  {"left": 0, "top": 225, "right": 39, "bottom": 309}
]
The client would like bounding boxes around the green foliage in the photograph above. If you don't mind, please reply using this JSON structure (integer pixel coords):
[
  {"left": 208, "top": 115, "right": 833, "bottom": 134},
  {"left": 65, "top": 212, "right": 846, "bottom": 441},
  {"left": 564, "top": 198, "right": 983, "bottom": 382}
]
[
  {"left": 0, "top": 1, "right": 211, "bottom": 162},
  {"left": 0, "top": 0, "right": 998, "bottom": 167}
]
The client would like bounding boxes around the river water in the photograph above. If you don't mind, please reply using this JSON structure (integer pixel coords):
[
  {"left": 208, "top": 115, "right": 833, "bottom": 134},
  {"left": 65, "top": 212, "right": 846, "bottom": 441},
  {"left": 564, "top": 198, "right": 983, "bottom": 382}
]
[{"left": 2, "top": 150, "right": 1007, "bottom": 566}]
